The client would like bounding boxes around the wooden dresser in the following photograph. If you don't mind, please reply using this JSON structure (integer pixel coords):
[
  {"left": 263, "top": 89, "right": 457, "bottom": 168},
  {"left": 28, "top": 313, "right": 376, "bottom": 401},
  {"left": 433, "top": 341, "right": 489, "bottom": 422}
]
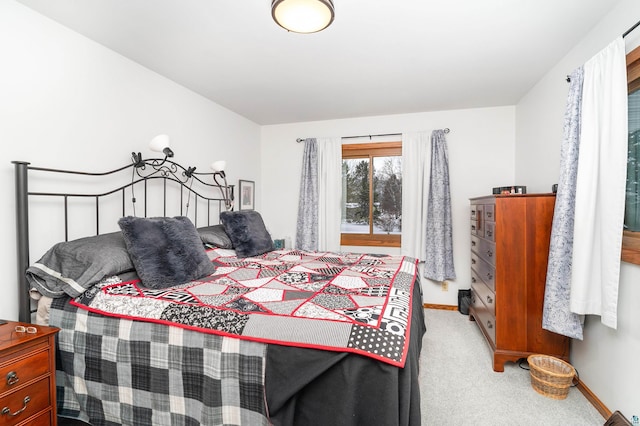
[
  {"left": 469, "top": 194, "right": 570, "bottom": 372},
  {"left": 0, "top": 321, "right": 59, "bottom": 426}
]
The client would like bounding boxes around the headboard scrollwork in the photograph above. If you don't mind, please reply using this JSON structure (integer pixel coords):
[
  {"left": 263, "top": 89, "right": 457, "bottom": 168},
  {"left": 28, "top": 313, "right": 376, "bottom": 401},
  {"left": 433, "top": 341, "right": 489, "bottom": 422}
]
[{"left": 12, "top": 157, "right": 235, "bottom": 322}]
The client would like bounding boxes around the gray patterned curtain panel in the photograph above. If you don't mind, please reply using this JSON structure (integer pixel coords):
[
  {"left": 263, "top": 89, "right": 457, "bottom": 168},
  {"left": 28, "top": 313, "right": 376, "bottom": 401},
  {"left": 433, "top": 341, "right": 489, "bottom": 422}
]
[
  {"left": 542, "top": 67, "right": 585, "bottom": 340},
  {"left": 295, "top": 138, "right": 319, "bottom": 251},
  {"left": 424, "top": 129, "right": 456, "bottom": 282}
]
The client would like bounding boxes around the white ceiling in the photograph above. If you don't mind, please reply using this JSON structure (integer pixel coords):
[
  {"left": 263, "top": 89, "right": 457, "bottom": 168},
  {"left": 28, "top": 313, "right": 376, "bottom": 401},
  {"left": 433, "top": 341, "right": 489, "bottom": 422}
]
[{"left": 18, "top": 0, "right": 621, "bottom": 125}]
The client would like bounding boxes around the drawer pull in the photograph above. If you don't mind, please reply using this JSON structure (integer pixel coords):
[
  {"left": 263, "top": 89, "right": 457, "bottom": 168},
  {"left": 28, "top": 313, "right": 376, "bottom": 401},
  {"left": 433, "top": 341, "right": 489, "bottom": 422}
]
[
  {"left": 6, "top": 371, "right": 18, "bottom": 386},
  {"left": 486, "top": 272, "right": 493, "bottom": 280},
  {"left": 486, "top": 295, "right": 493, "bottom": 304},
  {"left": 471, "top": 240, "right": 476, "bottom": 246},
  {"left": 471, "top": 225, "right": 476, "bottom": 231},
  {"left": 486, "top": 321, "right": 493, "bottom": 329},
  {"left": 486, "top": 250, "right": 493, "bottom": 258},
  {"left": 471, "top": 259, "right": 476, "bottom": 265},
  {"left": 471, "top": 277, "right": 476, "bottom": 283},
  {"left": 487, "top": 212, "right": 493, "bottom": 218},
  {"left": 1, "top": 396, "right": 30, "bottom": 417},
  {"left": 486, "top": 230, "right": 493, "bottom": 237}
]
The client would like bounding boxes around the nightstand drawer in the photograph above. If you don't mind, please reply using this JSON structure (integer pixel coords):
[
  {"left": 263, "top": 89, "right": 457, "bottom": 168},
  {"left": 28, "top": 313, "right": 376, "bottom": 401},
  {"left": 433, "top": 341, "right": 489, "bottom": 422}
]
[
  {"left": 18, "top": 411, "right": 51, "bottom": 426},
  {"left": 0, "top": 376, "right": 51, "bottom": 426},
  {"left": 0, "top": 350, "right": 50, "bottom": 395}
]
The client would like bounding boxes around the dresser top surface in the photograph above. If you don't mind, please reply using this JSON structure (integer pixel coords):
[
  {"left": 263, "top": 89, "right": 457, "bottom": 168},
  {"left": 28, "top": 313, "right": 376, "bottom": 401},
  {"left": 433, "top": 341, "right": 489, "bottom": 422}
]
[
  {"left": 470, "top": 193, "right": 556, "bottom": 201},
  {"left": 0, "top": 320, "right": 58, "bottom": 352}
]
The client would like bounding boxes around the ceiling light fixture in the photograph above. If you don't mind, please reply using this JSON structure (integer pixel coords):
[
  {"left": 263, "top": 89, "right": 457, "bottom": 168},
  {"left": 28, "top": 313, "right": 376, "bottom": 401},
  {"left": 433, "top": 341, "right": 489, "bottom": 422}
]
[{"left": 271, "top": 0, "right": 335, "bottom": 34}]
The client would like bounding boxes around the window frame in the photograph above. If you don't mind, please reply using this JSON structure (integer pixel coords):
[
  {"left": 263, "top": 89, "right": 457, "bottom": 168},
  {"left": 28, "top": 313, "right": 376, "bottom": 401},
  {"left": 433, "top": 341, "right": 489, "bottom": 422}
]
[
  {"left": 623, "top": 45, "right": 640, "bottom": 265},
  {"left": 341, "top": 141, "right": 402, "bottom": 248}
]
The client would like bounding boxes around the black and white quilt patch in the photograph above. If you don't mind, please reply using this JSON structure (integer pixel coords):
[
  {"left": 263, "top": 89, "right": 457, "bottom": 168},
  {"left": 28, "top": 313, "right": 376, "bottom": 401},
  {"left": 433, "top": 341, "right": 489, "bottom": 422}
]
[{"left": 72, "top": 248, "right": 418, "bottom": 366}]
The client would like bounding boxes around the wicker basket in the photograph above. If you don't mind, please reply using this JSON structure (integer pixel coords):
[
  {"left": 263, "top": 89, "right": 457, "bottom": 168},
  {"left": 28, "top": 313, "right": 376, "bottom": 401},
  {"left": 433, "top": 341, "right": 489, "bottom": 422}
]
[{"left": 527, "top": 354, "right": 576, "bottom": 400}]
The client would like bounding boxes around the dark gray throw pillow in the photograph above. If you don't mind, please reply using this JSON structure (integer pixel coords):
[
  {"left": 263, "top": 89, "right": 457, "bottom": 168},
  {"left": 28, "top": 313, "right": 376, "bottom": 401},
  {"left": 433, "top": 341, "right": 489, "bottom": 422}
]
[
  {"left": 198, "top": 224, "right": 234, "bottom": 249},
  {"left": 118, "top": 216, "right": 216, "bottom": 289},
  {"left": 220, "top": 210, "right": 274, "bottom": 258}
]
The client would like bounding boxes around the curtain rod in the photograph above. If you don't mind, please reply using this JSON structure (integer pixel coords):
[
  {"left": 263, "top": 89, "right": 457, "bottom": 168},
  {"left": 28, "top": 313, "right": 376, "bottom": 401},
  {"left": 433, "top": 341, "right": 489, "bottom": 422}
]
[
  {"left": 623, "top": 19, "right": 640, "bottom": 38},
  {"left": 296, "top": 128, "right": 450, "bottom": 143},
  {"left": 566, "top": 20, "right": 640, "bottom": 83}
]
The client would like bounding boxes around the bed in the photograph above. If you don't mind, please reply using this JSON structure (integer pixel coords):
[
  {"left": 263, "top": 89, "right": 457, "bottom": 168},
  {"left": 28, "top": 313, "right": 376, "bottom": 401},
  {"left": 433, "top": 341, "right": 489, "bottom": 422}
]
[{"left": 13, "top": 156, "right": 426, "bottom": 426}]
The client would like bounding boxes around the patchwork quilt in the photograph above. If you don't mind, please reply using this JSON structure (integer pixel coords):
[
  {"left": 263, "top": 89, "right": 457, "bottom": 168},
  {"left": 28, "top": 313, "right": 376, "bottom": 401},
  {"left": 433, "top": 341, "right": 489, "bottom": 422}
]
[
  {"left": 72, "top": 248, "right": 419, "bottom": 367},
  {"left": 52, "top": 300, "right": 269, "bottom": 425}
]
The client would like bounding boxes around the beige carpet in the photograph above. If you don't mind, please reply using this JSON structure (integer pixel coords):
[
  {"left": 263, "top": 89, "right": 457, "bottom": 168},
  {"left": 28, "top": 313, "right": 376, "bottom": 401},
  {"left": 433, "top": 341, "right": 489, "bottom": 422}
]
[{"left": 419, "top": 308, "right": 605, "bottom": 426}]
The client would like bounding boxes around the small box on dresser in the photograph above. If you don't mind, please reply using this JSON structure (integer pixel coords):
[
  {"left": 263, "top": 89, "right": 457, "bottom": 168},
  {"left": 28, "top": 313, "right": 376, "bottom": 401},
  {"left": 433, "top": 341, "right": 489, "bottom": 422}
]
[
  {"left": 469, "top": 194, "right": 570, "bottom": 372},
  {"left": 0, "top": 321, "right": 59, "bottom": 426}
]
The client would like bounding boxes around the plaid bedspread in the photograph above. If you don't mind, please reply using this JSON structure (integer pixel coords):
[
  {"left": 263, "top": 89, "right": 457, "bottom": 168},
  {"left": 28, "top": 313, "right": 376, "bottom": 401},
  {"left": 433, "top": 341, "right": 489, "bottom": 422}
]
[
  {"left": 51, "top": 298, "right": 269, "bottom": 426},
  {"left": 72, "top": 249, "right": 418, "bottom": 367}
]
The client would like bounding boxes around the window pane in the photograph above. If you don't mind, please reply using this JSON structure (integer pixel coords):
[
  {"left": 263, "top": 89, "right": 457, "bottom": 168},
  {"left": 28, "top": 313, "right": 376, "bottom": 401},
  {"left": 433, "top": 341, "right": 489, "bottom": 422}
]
[
  {"left": 342, "top": 158, "right": 370, "bottom": 234},
  {"left": 626, "top": 89, "right": 640, "bottom": 231},
  {"left": 373, "top": 156, "right": 402, "bottom": 235}
]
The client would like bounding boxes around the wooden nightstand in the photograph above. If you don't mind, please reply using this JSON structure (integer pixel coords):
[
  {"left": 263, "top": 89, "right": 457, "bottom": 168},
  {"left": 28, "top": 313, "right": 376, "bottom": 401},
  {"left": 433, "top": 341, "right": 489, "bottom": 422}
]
[{"left": 0, "top": 321, "right": 59, "bottom": 426}]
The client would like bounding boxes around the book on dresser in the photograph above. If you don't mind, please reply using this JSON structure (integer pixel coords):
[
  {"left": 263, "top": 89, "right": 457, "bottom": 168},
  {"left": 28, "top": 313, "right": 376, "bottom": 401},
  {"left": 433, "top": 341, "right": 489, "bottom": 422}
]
[{"left": 469, "top": 194, "right": 570, "bottom": 372}]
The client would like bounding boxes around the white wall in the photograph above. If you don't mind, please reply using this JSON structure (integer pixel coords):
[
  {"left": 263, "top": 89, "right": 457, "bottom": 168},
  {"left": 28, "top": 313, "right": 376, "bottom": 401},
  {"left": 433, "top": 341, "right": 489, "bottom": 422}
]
[
  {"left": 261, "top": 106, "right": 516, "bottom": 306},
  {"left": 0, "top": 1, "right": 261, "bottom": 321},
  {"left": 5, "top": 0, "right": 634, "bottom": 417},
  {"left": 515, "top": 0, "right": 640, "bottom": 418}
]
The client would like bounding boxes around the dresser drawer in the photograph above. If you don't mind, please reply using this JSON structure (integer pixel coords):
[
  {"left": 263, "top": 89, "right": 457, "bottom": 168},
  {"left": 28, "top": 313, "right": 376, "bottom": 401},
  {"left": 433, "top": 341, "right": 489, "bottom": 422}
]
[
  {"left": 0, "top": 350, "right": 50, "bottom": 395},
  {"left": 471, "top": 289, "right": 496, "bottom": 346},
  {"left": 0, "top": 376, "right": 51, "bottom": 426},
  {"left": 472, "top": 280, "right": 495, "bottom": 317},
  {"left": 484, "top": 204, "right": 495, "bottom": 222},
  {"left": 484, "top": 221, "right": 495, "bottom": 241},
  {"left": 470, "top": 234, "right": 479, "bottom": 253},
  {"left": 470, "top": 252, "right": 495, "bottom": 291},
  {"left": 470, "top": 220, "right": 481, "bottom": 237},
  {"left": 475, "top": 236, "right": 495, "bottom": 267},
  {"left": 470, "top": 267, "right": 481, "bottom": 287}
]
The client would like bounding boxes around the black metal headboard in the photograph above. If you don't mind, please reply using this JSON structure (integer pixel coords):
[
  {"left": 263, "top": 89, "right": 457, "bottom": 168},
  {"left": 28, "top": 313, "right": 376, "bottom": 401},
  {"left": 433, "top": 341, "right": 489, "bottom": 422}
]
[{"left": 13, "top": 158, "right": 234, "bottom": 323}]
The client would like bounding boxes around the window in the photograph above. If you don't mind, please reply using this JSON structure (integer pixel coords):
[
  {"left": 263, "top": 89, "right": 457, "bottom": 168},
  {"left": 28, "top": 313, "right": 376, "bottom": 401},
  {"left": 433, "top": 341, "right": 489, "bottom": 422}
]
[
  {"left": 623, "top": 45, "right": 640, "bottom": 264},
  {"left": 341, "top": 142, "right": 402, "bottom": 247}
]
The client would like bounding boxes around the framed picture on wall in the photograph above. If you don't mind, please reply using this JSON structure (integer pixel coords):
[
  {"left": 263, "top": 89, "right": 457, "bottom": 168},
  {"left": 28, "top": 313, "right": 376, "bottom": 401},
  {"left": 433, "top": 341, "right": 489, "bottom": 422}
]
[{"left": 238, "top": 180, "right": 255, "bottom": 210}]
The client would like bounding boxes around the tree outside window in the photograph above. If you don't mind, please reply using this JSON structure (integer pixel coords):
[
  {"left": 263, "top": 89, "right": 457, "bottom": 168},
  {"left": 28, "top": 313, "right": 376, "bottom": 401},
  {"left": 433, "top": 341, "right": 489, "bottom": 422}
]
[{"left": 341, "top": 142, "right": 402, "bottom": 247}]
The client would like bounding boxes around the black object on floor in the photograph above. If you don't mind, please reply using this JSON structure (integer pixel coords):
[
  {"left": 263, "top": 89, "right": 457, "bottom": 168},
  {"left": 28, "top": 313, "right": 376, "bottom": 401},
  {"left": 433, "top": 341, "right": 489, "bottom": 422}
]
[{"left": 458, "top": 289, "right": 471, "bottom": 315}]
